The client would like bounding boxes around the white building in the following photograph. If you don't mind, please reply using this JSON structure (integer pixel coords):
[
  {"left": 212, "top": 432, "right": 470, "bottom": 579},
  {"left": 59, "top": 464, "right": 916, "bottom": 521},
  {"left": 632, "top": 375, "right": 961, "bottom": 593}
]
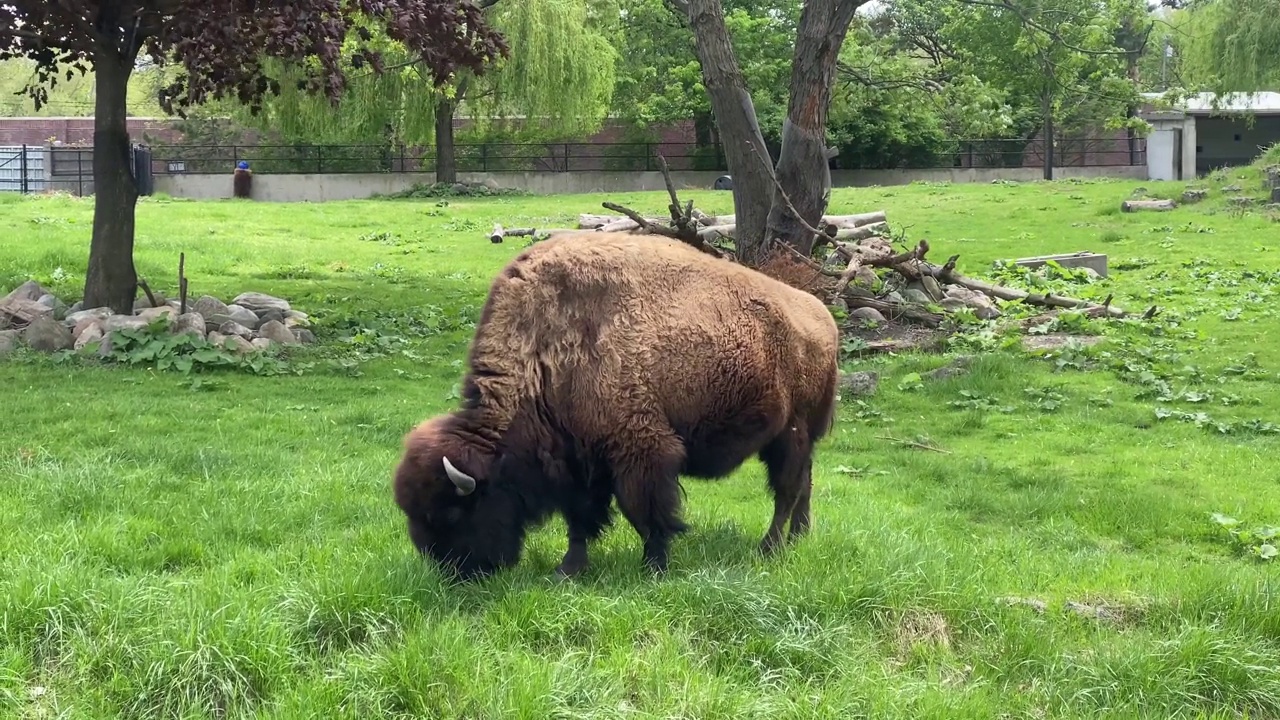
[{"left": 1140, "top": 91, "right": 1280, "bottom": 181}]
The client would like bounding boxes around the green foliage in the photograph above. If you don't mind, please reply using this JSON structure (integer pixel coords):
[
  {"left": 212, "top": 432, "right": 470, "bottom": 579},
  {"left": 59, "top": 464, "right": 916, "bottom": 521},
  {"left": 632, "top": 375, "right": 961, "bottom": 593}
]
[
  {"left": 7, "top": 171, "right": 1280, "bottom": 718},
  {"left": 93, "top": 318, "right": 292, "bottom": 376},
  {"left": 1210, "top": 513, "right": 1280, "bottom": 561},
  {"left": 372, "top": 182, "right": 531, "bottom": 199},
  {"left": 1175, "top": 0, "right": 1280, "bottom": 93}
]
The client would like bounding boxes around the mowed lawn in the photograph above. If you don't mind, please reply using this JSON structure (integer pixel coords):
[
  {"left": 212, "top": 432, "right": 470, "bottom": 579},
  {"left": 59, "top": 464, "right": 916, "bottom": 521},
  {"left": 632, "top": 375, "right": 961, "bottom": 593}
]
[{"left": 3, "top": 168, "right": 1280, "bottom": 718}]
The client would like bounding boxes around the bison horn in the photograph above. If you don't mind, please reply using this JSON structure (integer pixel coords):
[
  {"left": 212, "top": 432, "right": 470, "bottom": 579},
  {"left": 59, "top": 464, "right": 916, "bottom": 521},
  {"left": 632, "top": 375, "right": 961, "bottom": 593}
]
[{"left": 442, "top": 456, "right": 477, "bottom": 495}]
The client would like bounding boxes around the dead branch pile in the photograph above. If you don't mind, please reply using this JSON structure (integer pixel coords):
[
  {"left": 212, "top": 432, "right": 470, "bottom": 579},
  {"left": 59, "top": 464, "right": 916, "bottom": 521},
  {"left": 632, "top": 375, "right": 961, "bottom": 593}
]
[{"left": 483, "top": 154, "right": 1157, "bottom": 353}]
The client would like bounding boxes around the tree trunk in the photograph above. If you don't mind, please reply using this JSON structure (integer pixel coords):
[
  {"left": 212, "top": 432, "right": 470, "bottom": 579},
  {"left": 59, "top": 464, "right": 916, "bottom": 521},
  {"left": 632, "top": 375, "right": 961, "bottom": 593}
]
[
  {"left": 1041, "top": 89, "right": 1054, "bottom": 181},
  {"left": 83, "top": 46, "right": 139, "bottom": 315},
  {"left": 763, "top": 0, "right": 864, "bottom": 257},
  {"left": 681, "top": 0, "right": 776, "bottom": 265},
  {"left": 435, "top": 95, "right": 458, "bottom": 185}
]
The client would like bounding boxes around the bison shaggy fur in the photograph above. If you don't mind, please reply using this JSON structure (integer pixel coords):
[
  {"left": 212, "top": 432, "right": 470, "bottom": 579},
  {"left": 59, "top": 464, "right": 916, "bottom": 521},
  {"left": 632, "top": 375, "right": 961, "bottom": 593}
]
[{"left": 393, "top": 231, "right": 840, "bottom": 580}]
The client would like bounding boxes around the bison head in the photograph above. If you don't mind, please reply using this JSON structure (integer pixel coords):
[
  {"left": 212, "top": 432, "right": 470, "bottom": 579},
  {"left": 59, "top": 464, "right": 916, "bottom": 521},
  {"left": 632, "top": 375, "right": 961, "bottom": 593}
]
[{"left": 392, "top": 416, "right": 526, "bottom": 580}]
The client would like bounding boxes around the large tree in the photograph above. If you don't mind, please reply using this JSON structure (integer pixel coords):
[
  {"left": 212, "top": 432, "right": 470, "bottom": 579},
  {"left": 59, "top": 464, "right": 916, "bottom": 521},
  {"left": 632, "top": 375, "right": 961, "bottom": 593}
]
[
  {"left": 210, "top": 0, "right": 619, "bottom": 183},
  {"left": 665, "top": 0, "right": 867, "bottom": 263},
  {"left": 0, "top": 2, "right": 507, "bottom": 314}
]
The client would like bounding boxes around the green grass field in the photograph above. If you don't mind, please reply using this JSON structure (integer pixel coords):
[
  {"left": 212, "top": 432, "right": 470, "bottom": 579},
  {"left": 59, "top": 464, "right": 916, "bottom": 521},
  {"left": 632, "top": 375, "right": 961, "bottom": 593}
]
[{"left": 3, "top": 164, "right": 1280, "bottom": 718}]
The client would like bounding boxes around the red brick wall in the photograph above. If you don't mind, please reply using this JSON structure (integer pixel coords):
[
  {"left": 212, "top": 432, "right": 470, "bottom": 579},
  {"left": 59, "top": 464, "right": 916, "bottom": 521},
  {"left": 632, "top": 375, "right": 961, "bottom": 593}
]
[
  {"left": 0, "top": 116, "right": 693, "bottom": 148},
  {"left": 0, "top": 117, "right": 187, "bottom": 146}
]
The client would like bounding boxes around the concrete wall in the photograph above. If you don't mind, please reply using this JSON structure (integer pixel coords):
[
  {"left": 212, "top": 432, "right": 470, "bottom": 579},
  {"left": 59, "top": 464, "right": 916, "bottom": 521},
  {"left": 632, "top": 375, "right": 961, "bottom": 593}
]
[{"left": 154, "top": 165, "right": 1147, "bottom": 202}]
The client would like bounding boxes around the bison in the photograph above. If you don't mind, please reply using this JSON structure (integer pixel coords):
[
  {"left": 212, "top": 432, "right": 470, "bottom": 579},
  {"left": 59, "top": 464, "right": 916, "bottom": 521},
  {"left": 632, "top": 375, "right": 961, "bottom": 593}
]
[{"left": 392, "top": 231, "right": 840, "bottom": 580}]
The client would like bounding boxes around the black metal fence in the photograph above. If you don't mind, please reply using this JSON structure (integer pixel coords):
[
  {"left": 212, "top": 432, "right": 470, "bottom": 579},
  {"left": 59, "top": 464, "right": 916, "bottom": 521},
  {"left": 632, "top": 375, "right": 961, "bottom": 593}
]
[
  {"left": 139, "top": 136, "right": 1145, "bottom": 176},
  {"left": 12, "top": 136, "right": 1146, "bottom": 193}
]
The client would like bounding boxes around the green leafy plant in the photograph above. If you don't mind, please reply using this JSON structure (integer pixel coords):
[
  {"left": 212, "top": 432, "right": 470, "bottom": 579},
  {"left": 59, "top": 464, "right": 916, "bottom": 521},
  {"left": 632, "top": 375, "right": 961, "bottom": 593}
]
[
  {"left": 94, "top": 318, "right": 292, "bottom": 376},
  {"left": 1210, "top": 513, "right": 1279, "bottom": 561}
]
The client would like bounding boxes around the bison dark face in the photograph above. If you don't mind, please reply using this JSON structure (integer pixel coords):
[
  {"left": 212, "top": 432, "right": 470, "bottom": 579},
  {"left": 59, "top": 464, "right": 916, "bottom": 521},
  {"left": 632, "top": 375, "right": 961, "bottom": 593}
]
[{"left": 393, "top": 420, "right": 527, "bottom": 581}]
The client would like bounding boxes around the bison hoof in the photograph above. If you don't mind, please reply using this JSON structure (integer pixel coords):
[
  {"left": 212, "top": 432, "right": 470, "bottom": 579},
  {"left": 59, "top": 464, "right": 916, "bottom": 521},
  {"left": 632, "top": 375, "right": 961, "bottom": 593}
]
[
  {"left": 758, "top": 536, "right": 783, "bottom": 557},
  {"left": 554, "top": 561, "right": 588, "bottom": 579}
]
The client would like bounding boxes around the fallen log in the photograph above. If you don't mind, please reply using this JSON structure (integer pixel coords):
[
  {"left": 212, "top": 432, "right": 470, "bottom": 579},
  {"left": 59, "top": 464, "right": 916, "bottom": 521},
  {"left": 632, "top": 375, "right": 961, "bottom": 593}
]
[
  {"left": 577, "top": 213, "right": 617, "bottom": 229},
  {"left": 923, "top": 254, "right": 1141, "bottom": 318},
  {"left": 699, "top": 211, "right": 886, "bottom": 229},
  {"left": 832, "top": 222, "right": 889, "bottom": 242},
  {"left": 1121, "top": 199, "right": 1176, "bottom": 212},
  {"left": 489, "top": 224, "right": 577, "bottom": 243}
]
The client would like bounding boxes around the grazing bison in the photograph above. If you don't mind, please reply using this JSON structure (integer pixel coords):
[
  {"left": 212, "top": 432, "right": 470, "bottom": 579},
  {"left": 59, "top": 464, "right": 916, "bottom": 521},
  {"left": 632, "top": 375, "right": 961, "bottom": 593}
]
[{"left": 392, "top": 231, "right": 840, "bottom": 580}]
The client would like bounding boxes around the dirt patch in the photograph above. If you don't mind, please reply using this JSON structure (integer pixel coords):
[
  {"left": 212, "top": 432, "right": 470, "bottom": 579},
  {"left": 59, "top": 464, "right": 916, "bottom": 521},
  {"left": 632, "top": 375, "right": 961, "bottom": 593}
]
[
  {"left": 893, "top": 609, "right": 953, "bottom": 657},
  {"left": 843, "top": 320, "right": 950, "bottom": 356}
]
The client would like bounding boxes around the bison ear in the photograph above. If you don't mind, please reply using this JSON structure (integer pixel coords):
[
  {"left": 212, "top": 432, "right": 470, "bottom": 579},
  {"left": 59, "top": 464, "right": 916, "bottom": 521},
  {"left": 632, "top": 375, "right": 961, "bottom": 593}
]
[{"left": 442, "top": 456, "right": 477, "bottom": 495}]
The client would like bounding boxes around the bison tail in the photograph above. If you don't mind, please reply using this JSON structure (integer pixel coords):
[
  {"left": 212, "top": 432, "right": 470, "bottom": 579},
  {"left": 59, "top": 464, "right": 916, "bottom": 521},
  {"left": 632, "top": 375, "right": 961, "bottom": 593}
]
[{"left": 811, "top": 364, "right": 840, "bottom": 444}]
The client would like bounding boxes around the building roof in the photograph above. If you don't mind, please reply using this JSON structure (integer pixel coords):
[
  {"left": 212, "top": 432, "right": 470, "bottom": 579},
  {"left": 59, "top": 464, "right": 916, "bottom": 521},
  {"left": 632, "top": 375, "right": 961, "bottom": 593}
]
[{"left": 1141, "top": 91, "right": 1280, "bottom": 116}]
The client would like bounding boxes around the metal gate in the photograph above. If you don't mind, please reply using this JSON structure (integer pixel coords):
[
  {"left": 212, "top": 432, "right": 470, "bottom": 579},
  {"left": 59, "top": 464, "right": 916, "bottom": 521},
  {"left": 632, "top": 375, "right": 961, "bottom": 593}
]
[{"left": 0, "top": 145, "right": 45, "bottom": 193}]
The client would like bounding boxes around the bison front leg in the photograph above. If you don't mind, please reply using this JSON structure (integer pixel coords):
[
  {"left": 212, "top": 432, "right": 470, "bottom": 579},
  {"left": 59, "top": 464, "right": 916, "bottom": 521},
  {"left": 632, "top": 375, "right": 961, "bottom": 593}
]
[
  {"left": 554, "top": 465, "right": 616, "bottom": 579},
  {"left": 609, "top": 438, "right": 688, "bottom": 575}
]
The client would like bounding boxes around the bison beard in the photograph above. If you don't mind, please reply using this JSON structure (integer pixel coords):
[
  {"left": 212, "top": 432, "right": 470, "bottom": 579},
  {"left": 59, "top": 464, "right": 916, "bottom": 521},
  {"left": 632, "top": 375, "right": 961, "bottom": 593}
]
[{"left": 392, "top": 232, "right": 840, "bottom": 580}]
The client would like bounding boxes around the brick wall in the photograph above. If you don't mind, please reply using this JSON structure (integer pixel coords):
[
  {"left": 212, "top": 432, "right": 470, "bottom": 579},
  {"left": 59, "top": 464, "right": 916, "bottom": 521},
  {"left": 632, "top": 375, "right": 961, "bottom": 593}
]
[{"left": 0, "top": 116, "right": 694, "bottom": 148}]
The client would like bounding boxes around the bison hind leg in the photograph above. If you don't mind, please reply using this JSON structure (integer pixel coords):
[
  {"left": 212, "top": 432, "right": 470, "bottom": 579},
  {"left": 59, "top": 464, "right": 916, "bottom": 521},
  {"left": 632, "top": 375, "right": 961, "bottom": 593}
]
[{"left": 758, "top": 422, "right": 817, "bottom": 556}]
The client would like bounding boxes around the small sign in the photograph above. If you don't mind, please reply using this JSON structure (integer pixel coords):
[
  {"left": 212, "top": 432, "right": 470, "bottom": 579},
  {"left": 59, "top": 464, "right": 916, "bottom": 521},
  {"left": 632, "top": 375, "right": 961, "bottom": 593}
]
[{"left": 167, "top": 161, "right": 186, "bottom": 173}]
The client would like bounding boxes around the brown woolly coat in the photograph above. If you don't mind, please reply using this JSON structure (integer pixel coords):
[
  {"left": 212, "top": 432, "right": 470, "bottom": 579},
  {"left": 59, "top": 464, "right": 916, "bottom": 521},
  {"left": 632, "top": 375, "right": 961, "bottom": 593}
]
[{"left": 459, "top": 231, "right": 840, "bottom": 460}]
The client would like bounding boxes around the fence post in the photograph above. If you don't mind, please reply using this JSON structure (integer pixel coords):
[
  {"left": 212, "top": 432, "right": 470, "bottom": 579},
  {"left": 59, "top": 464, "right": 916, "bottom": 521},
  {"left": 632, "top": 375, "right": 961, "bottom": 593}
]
[
  {"left": 317, "top": 146, "right": 323, "bottom": 174},
  {"left": 564, "top": 143, "right": 571, "bottom": 172},
  {"left": 645, "top": 144, "right": 652, "bottom": 172},
  {"left": 481, "top": 145, "right": 488, "bottom": 173},
  {"left": 19, "top": 143, "right": 27, "bottom": 194}
]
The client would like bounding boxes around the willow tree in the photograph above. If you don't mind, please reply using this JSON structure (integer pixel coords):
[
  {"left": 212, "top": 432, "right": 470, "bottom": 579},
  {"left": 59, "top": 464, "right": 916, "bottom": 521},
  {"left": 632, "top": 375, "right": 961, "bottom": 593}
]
[
  {"left": 1175, "top": 0, "right": 1280, "bottom": 94},
  {"left": 0, "top": 1, "right": 507, "bottom": 315},
  {"left": 217, "top": 0, "right": 620, "bottom": 183}
]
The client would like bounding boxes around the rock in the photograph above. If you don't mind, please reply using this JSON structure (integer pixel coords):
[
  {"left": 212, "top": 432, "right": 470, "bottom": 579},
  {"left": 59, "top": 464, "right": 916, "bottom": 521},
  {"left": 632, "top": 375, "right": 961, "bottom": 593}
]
[
  {"left": 36, "top": 294, "right": 68, "bottom": 320},
  {"left": 193, "top": 295, "right": 230, "bottom": 320},
  {"left": 102, "top": 314, "right": 152, "bottom": 333},
  {"left": 829, "top": 297, "right": 849, "bottom": 314},
  {"left": 884, "top": 291, "right": 905, "bottom": 304},
  {"left": 65, "top": 307, "right": 113, "bottom": 327},
  {"left": 251, "top": 338, "right": 275, "bottom": 351},
  {"left": 231, "top": 292, "right": 291, "bottom": 315},
  {"left": 133, "top": 293, "right": 167, "bottom": 313},
  {"left": 259, "top": 308, "right": 285, "bottom": 326},
  {"left": 67, "top": 301, "right": 83, "bottom": 315},
  {"left": 0, "top": 329, "right": 19, "bottom": 354},
  {"left": 74, "top": 322, "right": 104, "bottom": 351},
  {"left": 839, "top": 371, "right": 879, "bottom": 397},
  {"left": 207, "top": 331, "right": 227, "bottom": 348},
  {"left": 22, "top": 317, "right": 73, "bottom": 352},
  {"left": 226, "top": 304, "right": 261, "bottom": 328},
  {"left": 920, "top": 276, "right": 945, "bottom": 302},
  {"left": 217, "top": 321, "right": 254, "bottom": 339},
  {"left": 0, "top": 298, "right": 53, "bottom": 328},
  {"left": 902, "top": 289, "right": 933, "bottom": 305},
  {"left": 3, "top": 280, "right": 50, "bottom": 304},
  {"left": 208, "top": 305, "right": 260, "bottom": 331},
  {"left": 72, "top": 317, "right": 102, "bottom": 341},
  {"left": 172, "top": 312, "right": 206, "bottom": 339},
  {"left": 853, "top": 267, "right": 879, "bottom": 290},
  {"left": 1080, "top": 267, "right": 1101, "bottom": 280},
  {"left": 284, "top": 309, "right": 310, "bottom": 327},
  {"left": 966, "top": 296, "right": 1002, "bottom": 320},
  {"left": 1182, "top": 188, "right": 1208, "bottom": 203},
  {"left": 137, "top": 305, "right": 178, "bottom": 328},
  {"left": 928, "top": 356, "right": 974, "bottom": 380},
  {"left": 294, "top": 328, "right": 316, "bottom": 345},
  {"left": 257, "top": 319, "right": 299, "bottom": 345},
  {"left": 224, "top": 334, "right": 254, "bottom": 354},
  {"left": 1222, "top": 184, "right": 1242, "bottom": 192},
  {"left": 939, "top": 297, "right": 968, "bottom": 313},
  {"left": 849, "top": 307, "right": 886, "bottom": 324}
]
